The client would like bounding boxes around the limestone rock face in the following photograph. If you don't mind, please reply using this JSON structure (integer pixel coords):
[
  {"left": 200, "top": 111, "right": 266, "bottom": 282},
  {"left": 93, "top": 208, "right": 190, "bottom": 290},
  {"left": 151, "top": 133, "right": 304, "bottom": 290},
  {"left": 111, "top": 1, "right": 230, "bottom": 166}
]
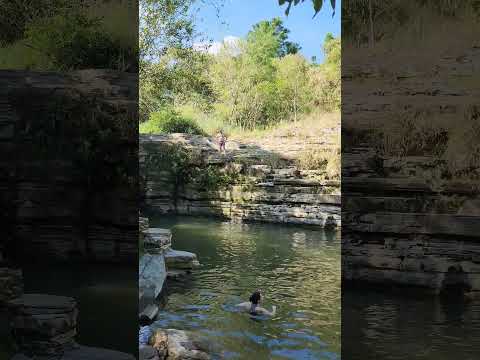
[
  {"left": 1, "top": 70, "right": 138, "bottom": 263},
  {"left": 139, "top": 254, "right": 167, "bottom": 310},
  {"left": 140, "top": 134, "right": 340, "bottom": 228}
]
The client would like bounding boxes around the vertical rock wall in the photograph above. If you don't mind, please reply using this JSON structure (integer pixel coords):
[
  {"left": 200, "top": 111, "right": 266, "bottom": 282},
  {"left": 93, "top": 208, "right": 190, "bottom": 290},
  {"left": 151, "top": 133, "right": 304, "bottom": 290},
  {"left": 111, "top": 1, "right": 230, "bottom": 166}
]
[
  {"left": 1, "top": 70, "right": 138, "bottom": 263},
  {"left": 342, "top": 46, "right": 480, "bottom": 294}
]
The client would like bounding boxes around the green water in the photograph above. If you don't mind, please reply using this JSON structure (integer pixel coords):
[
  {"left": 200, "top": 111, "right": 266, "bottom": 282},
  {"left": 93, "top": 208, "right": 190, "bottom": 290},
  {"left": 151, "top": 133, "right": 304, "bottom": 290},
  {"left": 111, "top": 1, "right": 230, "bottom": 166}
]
[{"left": 149, "top": 215, "right": 341, "bottom": 360}]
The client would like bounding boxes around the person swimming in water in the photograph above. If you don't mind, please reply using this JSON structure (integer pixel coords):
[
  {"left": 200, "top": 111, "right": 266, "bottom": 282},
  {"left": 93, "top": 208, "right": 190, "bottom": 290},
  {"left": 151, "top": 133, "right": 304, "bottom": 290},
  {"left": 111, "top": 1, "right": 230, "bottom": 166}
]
[{"left": 236, "top": 290, "right": 276, "bottom": 316}]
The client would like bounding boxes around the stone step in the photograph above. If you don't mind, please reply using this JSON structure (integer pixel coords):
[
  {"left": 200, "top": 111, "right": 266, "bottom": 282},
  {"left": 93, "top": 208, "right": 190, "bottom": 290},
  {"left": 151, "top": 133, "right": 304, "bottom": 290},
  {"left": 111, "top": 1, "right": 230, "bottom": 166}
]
[{"left": 164, "top": 249, "right": 200, "bottom": 270}]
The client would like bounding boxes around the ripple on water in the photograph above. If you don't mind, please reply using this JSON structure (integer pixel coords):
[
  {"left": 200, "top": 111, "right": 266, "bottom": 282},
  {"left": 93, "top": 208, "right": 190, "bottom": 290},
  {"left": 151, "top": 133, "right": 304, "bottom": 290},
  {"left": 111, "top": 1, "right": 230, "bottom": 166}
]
[{"left": 150, "top": 215, "right": 341, "bottom": 359}]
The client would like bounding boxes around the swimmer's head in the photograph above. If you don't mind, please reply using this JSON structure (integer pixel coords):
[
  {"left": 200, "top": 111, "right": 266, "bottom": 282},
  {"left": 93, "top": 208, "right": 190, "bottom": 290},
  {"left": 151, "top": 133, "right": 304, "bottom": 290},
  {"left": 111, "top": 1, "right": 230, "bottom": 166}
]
[{"left": 249, "top": 290, "right": 261, "bottom": 305}]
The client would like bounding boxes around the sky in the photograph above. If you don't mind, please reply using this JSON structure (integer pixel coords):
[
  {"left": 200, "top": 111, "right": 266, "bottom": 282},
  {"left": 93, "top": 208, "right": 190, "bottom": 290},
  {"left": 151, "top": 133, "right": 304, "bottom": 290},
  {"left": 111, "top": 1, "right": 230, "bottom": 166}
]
[{"left": 192, "top": 0, "right": 341, "bottom": 63}]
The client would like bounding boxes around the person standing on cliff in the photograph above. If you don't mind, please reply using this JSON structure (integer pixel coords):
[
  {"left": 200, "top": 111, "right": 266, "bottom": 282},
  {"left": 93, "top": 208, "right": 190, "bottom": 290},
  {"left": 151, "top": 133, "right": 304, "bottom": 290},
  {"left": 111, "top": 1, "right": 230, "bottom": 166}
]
[{"left": 216, "top": 129, "right": 227, "bottom": 154}]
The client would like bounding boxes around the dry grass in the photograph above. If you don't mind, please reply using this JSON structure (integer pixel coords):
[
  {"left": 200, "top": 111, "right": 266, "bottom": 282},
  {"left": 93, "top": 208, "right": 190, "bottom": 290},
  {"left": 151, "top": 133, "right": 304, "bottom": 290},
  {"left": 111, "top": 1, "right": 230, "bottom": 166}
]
[
  {"left": 228, "top": 111, "right": 340, "bottom": 142},
  {"left": 444, "top": 106, "right": 480, "bottom": 177},
  {"left": 297, "top": 148, "right": 340, "bottom": 179},
  {"left": 378, "top": 109, "right": 448, "bottom": 157}
]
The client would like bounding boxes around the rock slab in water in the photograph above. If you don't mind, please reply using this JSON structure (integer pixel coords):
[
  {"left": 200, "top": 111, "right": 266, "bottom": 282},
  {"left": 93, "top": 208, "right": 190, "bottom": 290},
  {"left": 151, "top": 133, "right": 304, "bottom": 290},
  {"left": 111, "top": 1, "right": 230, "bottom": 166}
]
[
  {"left": 7, "top": 294, "right": 78, "bottom": 357},
  {"left": 164, "top": 250, "right": 200, "bottom": 270},
  {"left": 11, "top": 345, "right": 136, "bottom": 360}
]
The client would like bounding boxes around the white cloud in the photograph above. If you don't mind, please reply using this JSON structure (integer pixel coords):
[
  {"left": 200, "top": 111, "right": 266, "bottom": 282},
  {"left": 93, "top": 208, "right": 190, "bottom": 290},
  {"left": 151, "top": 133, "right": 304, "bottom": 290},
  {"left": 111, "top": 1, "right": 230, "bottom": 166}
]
[{"left": 193, "top": 35, "right": 241, "bottom": 56}]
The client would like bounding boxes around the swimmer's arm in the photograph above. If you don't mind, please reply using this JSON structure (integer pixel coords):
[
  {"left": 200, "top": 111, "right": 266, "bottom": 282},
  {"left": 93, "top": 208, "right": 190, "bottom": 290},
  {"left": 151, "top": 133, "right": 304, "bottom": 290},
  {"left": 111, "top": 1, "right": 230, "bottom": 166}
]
[
  {"left": 235, "top": 302, "right": 251, "bottom": 308},
  {"left": 257, "top": 305, "right": 277, "bottom": 316}
]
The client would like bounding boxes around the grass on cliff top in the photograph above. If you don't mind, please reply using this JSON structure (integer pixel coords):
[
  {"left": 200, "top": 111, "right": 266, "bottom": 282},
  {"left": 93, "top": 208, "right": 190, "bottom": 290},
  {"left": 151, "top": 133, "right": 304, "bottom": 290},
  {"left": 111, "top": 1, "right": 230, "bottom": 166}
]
[{"left": 177, "top": 104, "right": 340, "bottom": 141}]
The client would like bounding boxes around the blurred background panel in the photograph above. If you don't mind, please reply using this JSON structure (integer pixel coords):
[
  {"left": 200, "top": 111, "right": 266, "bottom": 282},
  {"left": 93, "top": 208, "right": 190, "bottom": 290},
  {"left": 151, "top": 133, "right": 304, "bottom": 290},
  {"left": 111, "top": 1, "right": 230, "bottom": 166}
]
[
  {"left": 0, "top": 0, "right": 139, "bottom": 358},
  {"left": 342, "top": 1, "right": 480, "bottom": 359}
]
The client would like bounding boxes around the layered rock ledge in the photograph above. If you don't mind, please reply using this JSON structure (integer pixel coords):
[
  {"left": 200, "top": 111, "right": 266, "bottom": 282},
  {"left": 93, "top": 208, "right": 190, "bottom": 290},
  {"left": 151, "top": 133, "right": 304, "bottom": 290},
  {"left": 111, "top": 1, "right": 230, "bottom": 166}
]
[{"left": 140, "top": 134, "right": 340, "bottom": 228}]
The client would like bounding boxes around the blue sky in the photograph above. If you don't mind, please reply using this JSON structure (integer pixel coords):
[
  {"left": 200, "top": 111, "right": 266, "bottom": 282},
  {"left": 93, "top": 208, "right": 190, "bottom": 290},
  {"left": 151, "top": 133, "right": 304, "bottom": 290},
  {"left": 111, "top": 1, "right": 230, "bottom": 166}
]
[{"left": 193, "top": 0, "right": 341, "bottom": 62}]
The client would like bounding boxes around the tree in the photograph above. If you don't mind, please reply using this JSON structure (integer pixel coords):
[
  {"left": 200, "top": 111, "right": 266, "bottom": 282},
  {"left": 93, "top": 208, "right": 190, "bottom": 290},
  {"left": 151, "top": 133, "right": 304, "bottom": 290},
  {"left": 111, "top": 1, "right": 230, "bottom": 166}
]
[
  {"left": 139, "top": 0, "right": 199, "bottom": 120},
  {"left": 274, "top": 54, "right": 310, "bottom": 124},
  {"left": 248, "top": 18, "right": 301, "bottom": 57},
  {"left": 310, "top": 33, "right": 340, "bottom": 111}
]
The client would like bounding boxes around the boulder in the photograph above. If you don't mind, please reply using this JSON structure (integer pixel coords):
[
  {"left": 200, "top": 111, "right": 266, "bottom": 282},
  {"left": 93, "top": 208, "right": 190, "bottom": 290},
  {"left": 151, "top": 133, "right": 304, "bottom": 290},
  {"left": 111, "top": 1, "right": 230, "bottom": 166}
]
[
  {"left": 153, "top": 329, "right": 210, "bottom": 360},
  {"left": 164, "top": 250, "right": 200, "bottom": 270},
  {"left": 139, "top": 254, "right": 167, "bottom": 309}
]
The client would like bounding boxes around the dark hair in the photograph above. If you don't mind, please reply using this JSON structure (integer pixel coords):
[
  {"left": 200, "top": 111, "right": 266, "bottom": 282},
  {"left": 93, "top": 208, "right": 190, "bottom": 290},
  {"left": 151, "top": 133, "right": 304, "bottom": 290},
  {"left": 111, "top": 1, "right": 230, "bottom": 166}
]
[
  {"left": 249, "top": 290, "right": 261, "bottom": 305},
  {"left": 139, "top": 315, "right": 152, "bottom": 327}
]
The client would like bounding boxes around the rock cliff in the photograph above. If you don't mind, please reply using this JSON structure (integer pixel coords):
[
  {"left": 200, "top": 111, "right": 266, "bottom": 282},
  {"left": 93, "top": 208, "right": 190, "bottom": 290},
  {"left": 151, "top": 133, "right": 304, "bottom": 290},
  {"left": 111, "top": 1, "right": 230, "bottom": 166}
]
[
  {"left": 140, "top": 133, "right": 341, "bottom": 228},
  {"left": 342, "top": 45, "right": 480, "bottom": 295}
]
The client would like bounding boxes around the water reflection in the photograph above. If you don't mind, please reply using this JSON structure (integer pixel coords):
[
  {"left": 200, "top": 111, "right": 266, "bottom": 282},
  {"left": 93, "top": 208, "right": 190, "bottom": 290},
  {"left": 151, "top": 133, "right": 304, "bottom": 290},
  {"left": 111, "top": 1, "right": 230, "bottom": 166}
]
[
  {"left": 150, "top": 215, "right": 341, "bottom": 360},
  {"left": 343, "top": 288, "right": 480, "bottom": 360}
]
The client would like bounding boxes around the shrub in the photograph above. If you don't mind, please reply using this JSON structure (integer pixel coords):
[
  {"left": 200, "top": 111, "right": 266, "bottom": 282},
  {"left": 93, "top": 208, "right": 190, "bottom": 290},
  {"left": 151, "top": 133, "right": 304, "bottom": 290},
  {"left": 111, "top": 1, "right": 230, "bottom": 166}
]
[
  {"left": 378, "top": 109, "right": 448, "bottom": 157},
  {"left": 297, "top": 148, "right": 340, "bottom": 179},
  {"left": 139, "top": 109, "right": 206, "bottom": 135}
]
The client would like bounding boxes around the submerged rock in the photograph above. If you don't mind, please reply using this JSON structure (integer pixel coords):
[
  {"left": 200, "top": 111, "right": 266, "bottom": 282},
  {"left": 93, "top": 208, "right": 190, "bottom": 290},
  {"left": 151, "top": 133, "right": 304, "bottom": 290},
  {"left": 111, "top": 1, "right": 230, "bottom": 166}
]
[{"left": 151, "top": 329, "right": 210, "bottom": 360}]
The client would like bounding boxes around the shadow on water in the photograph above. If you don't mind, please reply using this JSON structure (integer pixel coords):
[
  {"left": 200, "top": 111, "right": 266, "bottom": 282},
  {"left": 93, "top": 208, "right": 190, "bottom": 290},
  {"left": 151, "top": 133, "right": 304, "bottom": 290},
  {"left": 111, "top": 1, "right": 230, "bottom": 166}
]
[{"left": 149, "top": 215, "right": 341, "bottom": 360}]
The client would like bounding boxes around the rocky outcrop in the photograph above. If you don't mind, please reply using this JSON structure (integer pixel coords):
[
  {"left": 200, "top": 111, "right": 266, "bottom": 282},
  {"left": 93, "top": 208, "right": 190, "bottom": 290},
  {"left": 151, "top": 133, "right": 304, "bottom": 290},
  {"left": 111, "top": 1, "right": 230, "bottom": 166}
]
[
  {"left": 342, "top": 45, "right": 480, "bottom": 295},
  {"left": 139, "top": 222, "right": 200, "bottom": 315},
  {"left": 7, "top": 294, "right": 135, "bottom": 359},
  {"left": 140, "top": 134, "right": 340, "bottom": 227},
  {"left": 139, "top": 228, "right": 171, "bottom": 313}
]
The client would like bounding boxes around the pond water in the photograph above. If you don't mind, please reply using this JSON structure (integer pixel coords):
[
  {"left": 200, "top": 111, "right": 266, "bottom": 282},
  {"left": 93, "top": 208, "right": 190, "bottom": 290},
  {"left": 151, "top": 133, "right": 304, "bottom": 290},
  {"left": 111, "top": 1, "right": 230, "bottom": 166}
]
[
  {"left": 343, "top": 288, "right": 480, "bottom": 360},
  {"left": 19, "top": 264, "right": 137, "bottom": 355},
  {"left": 149, "top": 215, "right": 341, "bottom": 360}
]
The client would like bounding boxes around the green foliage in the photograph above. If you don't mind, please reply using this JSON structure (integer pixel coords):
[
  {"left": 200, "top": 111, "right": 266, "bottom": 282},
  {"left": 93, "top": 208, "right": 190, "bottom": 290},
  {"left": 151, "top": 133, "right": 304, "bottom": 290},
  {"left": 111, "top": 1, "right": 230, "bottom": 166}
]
[
  {"left": 210, "top": 18, "right": 312, "bottom": 129},
  {"left": 0, "top": 0, "right": 68, "bottom": 46},
  {"left": 139, "top": 1, "right": 214, "bottom": 121},
  {"left": 140, "top": 6, "right": 340, "bottom": 133},
  {"left": 279, "top": 0, "right": 336, "bottom": 16},
  {"left": 193, "top": 165, "right": 240, "bottom": 191},
  {"left": 140, "top": 108, "right": 206, "bottom": 135},
  {"left": 139, "top": 0, "right": 194, "bottom": 61},
  {"left": 248, "top": 18, "right": 301, "bottom": 57},
  {"left": 0, "top": 1, "right": 137, "bottom": 71},
  {"left": 24, "top": 12, "right": 135, "bottom": 71},
  {"left": 309, "top": 33, "right": 340, "bottom": 111},
  {"left": 274, "top": 54, "right": 311, "bottom": 122}
]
